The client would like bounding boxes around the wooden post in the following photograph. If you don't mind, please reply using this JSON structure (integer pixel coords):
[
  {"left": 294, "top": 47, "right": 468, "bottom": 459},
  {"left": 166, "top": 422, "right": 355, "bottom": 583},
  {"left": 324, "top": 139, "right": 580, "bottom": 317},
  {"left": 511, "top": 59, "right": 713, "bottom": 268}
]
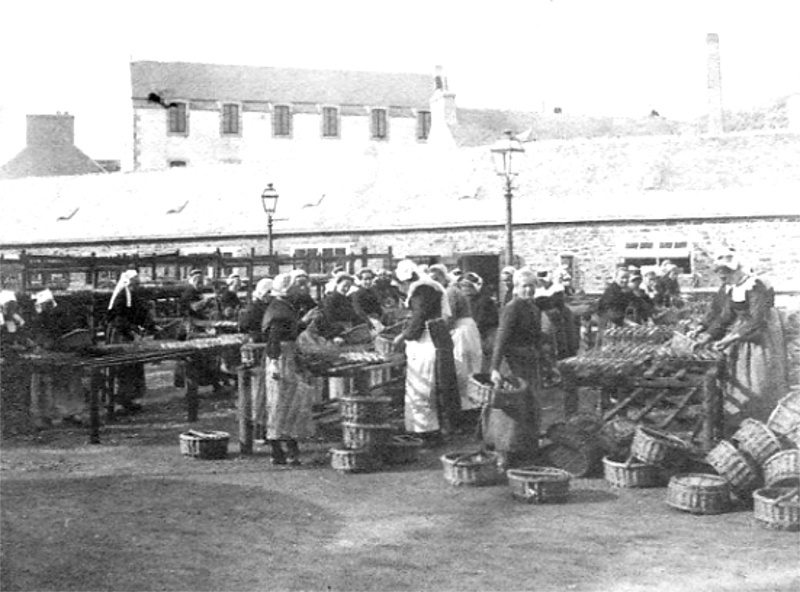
[
  {"left": 563, "top": 385, "right": 579, "bottom": 418},
  {"left": 185, "top": 358, "right": 199, "bottom": 422},
  {"left": 89, "top": 368, "right": 103, "bottom": 444},
  {"left": 105, "top": 368, "right": 116, "bottom": 421},
  {"left": 238, "top": 366, "right": 253, "bottom": 455},
  {"left": 703, "top": 366, "right": 723, "bottom": 452}
]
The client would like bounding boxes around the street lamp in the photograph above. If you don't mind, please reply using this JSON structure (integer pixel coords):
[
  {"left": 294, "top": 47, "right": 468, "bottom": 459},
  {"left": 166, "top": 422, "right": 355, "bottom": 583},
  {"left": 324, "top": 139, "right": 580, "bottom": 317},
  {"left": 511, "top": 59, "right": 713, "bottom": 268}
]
[
  {"left": 260, "top": 183, "right": 279, "bottom": 257},
  {"left": 490, "top": 130, "right": 525, "bottom": 267}
]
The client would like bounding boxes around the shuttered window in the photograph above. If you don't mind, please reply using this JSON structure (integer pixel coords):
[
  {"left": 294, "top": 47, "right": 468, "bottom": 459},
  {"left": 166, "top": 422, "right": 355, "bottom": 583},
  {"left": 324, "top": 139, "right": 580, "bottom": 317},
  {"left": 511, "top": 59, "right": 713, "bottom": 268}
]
[
  {"left": 273, "top": 105, "right": 292, "bottom": 137},
  {"left": 322, "top": 107, "right": 339, "bottom": 138},
  {"left": 416, "top": 110, "right": 431, "bottom": 140},
  {"left": 371, "top": 108, "right": 388, "bottom": 140},
  {"left": 221, "top": 104, "right": 240, "bottom": 135},
  {"left": 168, "top": 102, "right": 188, "bottom": 135}
]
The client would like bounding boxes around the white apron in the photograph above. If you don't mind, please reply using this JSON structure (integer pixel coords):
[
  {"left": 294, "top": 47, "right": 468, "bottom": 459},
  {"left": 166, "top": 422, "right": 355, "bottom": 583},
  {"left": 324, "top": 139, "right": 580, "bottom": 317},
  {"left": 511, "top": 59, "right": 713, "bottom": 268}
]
[
  {"left": 451, "top": 317, "right": 484, "bottom": 410},
  {"left": 404, "top": 329, "right": 439, "bottom": 433}
]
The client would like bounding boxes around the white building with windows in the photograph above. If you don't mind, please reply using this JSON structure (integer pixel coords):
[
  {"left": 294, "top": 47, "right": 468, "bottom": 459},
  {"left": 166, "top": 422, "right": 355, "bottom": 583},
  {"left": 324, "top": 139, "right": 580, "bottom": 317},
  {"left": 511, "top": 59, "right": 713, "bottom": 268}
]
[{"left": 130, "top": 61, "right": 445, "bottom": 171}]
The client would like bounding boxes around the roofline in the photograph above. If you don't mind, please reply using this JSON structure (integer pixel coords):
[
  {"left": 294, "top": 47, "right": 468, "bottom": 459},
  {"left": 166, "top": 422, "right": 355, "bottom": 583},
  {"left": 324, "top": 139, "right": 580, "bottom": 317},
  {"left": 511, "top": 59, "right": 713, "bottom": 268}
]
[{"left": 3, "top": 213, "right": 797, "bottom": 251}]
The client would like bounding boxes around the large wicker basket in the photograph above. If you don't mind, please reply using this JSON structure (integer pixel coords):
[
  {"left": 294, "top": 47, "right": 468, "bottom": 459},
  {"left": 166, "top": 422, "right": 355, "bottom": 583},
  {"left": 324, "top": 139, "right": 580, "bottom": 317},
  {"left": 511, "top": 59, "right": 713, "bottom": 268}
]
[
  {"left": 603, "top": 456, "right": 664, "bottom": 488},
  {"left": 732, "top": 418, "right": 785, "bottom": 465},
  {"left": 666, "top": 473, "right": 732, "bottom": 515},
  {"left": 330, "top": 446, "right": 382, "bottom": 473},
  {"left": 506, "top": 466, "right": 571, "bottom": 504},
  {"left": 341, "top": 421, "right": 393, "bottom": 451},
  {"left": 338, "top": 395, "right": 392, "bottom": 423},
  {"left": 597, "top": 417, "right": 638, "bottom": 458},
  {"left": 467, "top": 374, "right": 527, "bottom": 409},
  {"left": 382, "top": 434, "right": 423, "bottom": 465},
  {"left": 631, "top": 426, "right": 691, "bottom": 468},
  {"left": 440, "top": 451, "right": 504, "bottom": 486},
  {"left": 179, "top": 430, "right": 230, "bottom": 460},
  {"left": 762, "top": 450, "right": 800, "bottom": 488},
  {"left": 752, "top": 486, "right": 800, "bottom": 531},
  {"left": 541, "top": 441, "right": 602, "bottom": 478},
  {"left": 767, "top": 390, "right": 800, "bottom": 435},
  {"left": 706, "top": 439, "right": 762, "bottom": 497}
]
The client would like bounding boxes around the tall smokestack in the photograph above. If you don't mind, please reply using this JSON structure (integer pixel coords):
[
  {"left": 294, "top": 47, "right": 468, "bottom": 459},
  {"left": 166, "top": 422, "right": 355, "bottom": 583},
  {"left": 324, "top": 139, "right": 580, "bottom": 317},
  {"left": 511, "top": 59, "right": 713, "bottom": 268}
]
[{"left": 706, "top": 33, "right": 724, "bottom": 135}]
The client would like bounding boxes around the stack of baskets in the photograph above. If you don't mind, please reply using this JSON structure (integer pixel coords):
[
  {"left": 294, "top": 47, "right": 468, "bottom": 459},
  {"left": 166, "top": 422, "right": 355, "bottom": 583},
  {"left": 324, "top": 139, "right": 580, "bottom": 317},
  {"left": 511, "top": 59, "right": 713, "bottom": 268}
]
[
  {"left": 605, "top": 426, "right": 691, "bottom": 490},
  {"left": 331, "top": 394, "right": 393, "bottom": 473}
]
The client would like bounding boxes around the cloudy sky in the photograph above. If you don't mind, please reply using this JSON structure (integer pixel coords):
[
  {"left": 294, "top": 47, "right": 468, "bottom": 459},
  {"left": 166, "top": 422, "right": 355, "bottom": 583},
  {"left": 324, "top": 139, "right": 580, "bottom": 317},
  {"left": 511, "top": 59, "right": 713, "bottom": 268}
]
[{"left": 1, "top": 0, "right": 798, "bottom": 162}]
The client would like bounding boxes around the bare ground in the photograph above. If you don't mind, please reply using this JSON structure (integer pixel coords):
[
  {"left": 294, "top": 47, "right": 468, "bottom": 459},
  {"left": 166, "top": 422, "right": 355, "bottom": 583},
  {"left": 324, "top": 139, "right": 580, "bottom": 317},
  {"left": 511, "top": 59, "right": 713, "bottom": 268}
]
[{"left": 1, "top": 364, "right": 798, "bottom": 592}]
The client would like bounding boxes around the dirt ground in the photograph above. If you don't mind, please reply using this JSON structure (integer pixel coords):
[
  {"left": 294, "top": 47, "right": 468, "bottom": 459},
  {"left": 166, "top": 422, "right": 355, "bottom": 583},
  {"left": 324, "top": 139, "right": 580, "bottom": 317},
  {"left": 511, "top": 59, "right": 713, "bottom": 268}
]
[{"left": 1, "top": 363, "right": 798, "bottom": 592}]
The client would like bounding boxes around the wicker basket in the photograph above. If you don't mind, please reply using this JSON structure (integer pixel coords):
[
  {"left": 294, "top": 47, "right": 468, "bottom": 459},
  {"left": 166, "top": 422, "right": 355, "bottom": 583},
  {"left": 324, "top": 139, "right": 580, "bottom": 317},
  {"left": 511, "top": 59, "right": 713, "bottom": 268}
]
[
  {"left": 706, "top": 439, "right": 762, "bottom": 496},
  {"left": 762, "top": 450, "right": 800, "bottom": 488},
  {"left": 506, "top": 466, "right": 571, "bottom": 503},
  {"left": 383, "top": 435, "right": 423, "bottom": 465},
  {"left": 541, "top": 441, "right": 602, "bottom": 478},
  {"left": 338, "top": 396, "right": 392, "bottom": 423},
  {"left": 440, "top": 451, "right": 504, "bottom": 486},
  {"left": 597, "top": 417, "right": 638, "bottom": 458},
  {"left": 179, "top": 430, "right": 229, "bottom": 460},
  {"left": 752, "top": 486, "right": 800, "bottom": 531},
  {"left": 767, "top": 390, "right": 800, "bottom": 435},
  {"left": 603, "top": 456, "right": 664, "bottom": 488},
  {"left": 330, "top": 446, "right": 382, "bottom": 473},
  {"left": 467, "top": 374, "right": 527, "bottom": 409},
  {"left": 631, "top": 426, "right": 690, "bottom": 467},
  {"left": 341, "top": 421, "right": 393, "bottom": 451},
  {"left": 666, "top": 473, "right": 732, "bottom": 515},
  {"left": 732, "top": 418, "right": 785, "bottom": 465}
]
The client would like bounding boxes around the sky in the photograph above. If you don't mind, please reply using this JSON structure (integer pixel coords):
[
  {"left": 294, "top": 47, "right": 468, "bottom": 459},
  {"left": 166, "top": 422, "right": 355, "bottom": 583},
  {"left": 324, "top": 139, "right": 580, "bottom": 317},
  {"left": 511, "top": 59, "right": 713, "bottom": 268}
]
[{"left": 1, "top": 0, "right": 799, "bottom": 162}]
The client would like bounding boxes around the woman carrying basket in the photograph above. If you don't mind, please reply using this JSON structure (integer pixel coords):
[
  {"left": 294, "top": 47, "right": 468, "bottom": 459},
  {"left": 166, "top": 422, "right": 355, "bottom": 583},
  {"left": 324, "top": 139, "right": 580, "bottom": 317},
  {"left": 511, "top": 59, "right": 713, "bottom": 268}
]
[{"left": 488, "top": 268, "right": 543, "bottom": 469}]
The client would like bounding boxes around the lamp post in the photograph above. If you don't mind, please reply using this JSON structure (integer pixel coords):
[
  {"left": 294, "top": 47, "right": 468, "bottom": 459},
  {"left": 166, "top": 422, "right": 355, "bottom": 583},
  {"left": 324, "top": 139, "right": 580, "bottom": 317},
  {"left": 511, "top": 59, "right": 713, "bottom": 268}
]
[
  {"left": 260, "top": 183, "right": 279, "bottom": 257},
  {"left": 490, "top": 130, "right": 525, "bottom": 267}
]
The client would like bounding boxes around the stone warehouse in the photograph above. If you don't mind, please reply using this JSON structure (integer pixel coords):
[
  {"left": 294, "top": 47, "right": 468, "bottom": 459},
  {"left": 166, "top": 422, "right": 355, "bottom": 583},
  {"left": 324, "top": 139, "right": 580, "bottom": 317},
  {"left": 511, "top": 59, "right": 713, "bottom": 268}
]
[{"left": 2, "top": 129, "right": 799, "bottom": 295}]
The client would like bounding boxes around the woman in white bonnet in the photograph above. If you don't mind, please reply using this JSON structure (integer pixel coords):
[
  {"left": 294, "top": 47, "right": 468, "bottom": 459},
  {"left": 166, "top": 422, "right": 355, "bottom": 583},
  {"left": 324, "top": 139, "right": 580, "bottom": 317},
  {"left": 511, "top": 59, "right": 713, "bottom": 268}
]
[{"left": 693, "top": 248, "right": 789, "bottom": 425}]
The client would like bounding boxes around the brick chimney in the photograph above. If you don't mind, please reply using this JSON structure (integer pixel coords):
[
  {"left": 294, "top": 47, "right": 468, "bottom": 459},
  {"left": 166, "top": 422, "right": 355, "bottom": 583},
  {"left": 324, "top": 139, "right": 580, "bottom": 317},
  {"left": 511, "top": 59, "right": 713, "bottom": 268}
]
[
  {"left": 27, "top": 113, "right": 75, "bottom": 147},
  {"left": 706, "top": 33, "right": 724, "bottom": 135},
  {"left": 428, "top": 65, "right": 457, "bottom": 147}
]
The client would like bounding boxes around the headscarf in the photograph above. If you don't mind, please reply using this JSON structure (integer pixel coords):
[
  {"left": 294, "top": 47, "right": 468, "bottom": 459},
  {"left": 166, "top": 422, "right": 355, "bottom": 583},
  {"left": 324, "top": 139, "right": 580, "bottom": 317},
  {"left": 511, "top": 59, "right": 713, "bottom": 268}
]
[
  {"left": 271, "top": 273, "right": 293, "bottom": 298},
  {"left": 108, "top": 270, "right": 139, "bottom": 310},
  {"left": 35, "top": 289, "right": 57, "bottom": 307},
  {"left": 0, "top": 290, "right": 24, "bottom": 332},
  {"left": 460, "top": 272, "right": 483, "bottom": 292},
  {"left": 253, "top": 278, "right": 273, "bottom": 301},
  {"left": 395, "top": 259, "right": 419, "bottom": 283},
  {"left": 226, "top": 273, "right": 241, "bottom": 286},
  {"left": 289, "top": 269, "right": 308, "bottom": 283},
  {"left": 0, "top": 290, "right": 17, "bottom": 307},
  {"left": 406, "top": 275, "right": 451, "bottom": 319},
  {"left": 513, "top": 268, "right": 538, "bottom": 298},
  {"left": 713, "top": 248, "right": 741, "bottom": 272}
]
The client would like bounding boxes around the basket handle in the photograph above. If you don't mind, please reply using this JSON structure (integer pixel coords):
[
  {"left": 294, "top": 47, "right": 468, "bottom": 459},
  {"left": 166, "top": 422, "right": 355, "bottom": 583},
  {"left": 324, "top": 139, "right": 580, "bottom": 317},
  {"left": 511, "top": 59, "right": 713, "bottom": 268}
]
[{"left": 774, "top": 488, "right": 800, "bottom": 504}]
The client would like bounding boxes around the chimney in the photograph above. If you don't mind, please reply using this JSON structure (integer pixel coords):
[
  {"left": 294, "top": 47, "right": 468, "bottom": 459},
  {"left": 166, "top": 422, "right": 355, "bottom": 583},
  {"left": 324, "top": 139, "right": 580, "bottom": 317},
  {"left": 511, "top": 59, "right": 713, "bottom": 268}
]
[
  {"left": 706, "top": 33, "right": 724, "bottom": 135},
  {"left": 428, "top": 65, "right": 457, "bottom": 146},
  {"left": 27, "top": 113, "right": 75, "bottom": 147}
]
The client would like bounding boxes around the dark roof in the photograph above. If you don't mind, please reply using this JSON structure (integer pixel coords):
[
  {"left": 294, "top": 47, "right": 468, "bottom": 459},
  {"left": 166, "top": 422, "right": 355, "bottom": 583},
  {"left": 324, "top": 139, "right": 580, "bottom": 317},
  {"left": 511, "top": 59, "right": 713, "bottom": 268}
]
[
  {"left": 130, "top": 61, "right": 435, "bottom": 108},
  {"left": 0, "top": 145, "right": 105, "bottom": 179}
]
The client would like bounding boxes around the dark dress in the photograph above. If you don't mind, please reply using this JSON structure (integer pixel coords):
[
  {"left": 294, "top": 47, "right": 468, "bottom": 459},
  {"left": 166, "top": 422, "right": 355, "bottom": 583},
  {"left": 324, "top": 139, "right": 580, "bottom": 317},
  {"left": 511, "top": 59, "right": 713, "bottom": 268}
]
[
  {"left": 317, "top": 290, "right": 365, "bottom": 340},
  {"left": 177, "top": 284, "right": 220, "bottom": 388},
  {"left": 701, "top": 277, "right": 789, "bottom": 424},
  {"left": 106, "top": 290, "right": 156, "bottom": 407},
  {"left": 350, "top": 286, "right": 383, "bottom": 320},
  {"left": 486, "top": 297, "right": 543, "bottom": 460}
]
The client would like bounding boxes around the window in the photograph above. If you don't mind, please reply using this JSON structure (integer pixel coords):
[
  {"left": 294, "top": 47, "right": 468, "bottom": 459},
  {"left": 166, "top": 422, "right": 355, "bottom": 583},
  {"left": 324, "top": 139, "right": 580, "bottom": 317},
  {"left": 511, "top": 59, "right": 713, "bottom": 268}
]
[
  {"left": 621, "top": 238, "right": 692, "bottom": 273},
  {"left": 371, "top": 108, "right": 388, "bottom": 140},
  {"left": 221, "top": 103, "right": 240, "bottom": 135},
  {"left": 416, "top": 110, "right": 431, "bottom": 140},
  {"left": 168, "top": 160, "right": 187, "bottom": 168},
  {"left": 322, "top": 107, "right": 339, "bottom": 138},
  {"left": 273, "top": 105, "right": 292, "bottom": 137},
  {"left": 168, "top": 102, "right": 188, "bottom": 134},
  {"left": 291, "top": 245, "right": 350, "bottom": 274}
]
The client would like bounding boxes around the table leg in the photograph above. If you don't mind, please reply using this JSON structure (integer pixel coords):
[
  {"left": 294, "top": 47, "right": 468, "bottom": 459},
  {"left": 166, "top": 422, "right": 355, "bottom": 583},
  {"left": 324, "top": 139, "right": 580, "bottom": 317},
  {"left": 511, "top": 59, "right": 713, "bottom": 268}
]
[
  {"left": 703, "top": 368, "right": 723, "bottom": 452},
  {"left": 238, "top": 366, "right": 253, "bottom": 455},
  {"left": 89, "top": 369, "right": 102, "bottom": 444},
  {"left": 563, "top": 385, "right": 579, "bottom": 418},
  {"left": 185, "top": 359, "right": 199, "bottom": 423}
]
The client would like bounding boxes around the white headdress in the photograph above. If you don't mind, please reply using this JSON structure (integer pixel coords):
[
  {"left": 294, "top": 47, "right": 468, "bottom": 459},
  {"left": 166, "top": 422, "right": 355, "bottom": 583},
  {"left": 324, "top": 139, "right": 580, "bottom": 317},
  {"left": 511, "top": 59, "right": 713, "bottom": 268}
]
[{"left": 108, "top": 270, "right": 139, "bottom": 310}]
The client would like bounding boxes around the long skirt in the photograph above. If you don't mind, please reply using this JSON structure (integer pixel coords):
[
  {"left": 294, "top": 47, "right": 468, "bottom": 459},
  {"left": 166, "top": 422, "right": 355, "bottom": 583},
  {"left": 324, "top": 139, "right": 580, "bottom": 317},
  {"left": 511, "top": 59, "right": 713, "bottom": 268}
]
[
  {"left": 106, "top": 327, "right": 146, "bottom": 405},
  {"left": 404, "top": 330, "right": 439, "bottom": 433},
  {"left": 452, "top": 317, "right": 484, "bottom": 410},
  {"left": 265, "top": 341, "right": 315, "bottom": 440},
  {"left": 724, "top": 311, "right": 789, "bottom": 424},
  {"left": 482, "top": 345, "right": 541, "bottom": 459}
]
